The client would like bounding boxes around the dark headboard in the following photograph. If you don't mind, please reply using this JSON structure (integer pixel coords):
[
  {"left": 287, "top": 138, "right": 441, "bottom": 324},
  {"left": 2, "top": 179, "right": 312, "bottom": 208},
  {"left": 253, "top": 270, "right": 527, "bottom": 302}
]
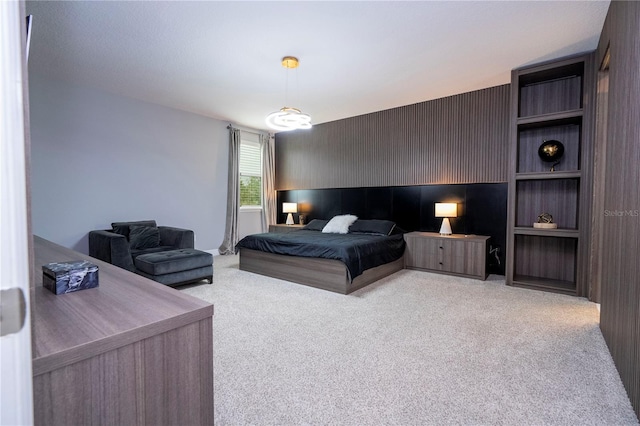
[{"left": 277, "top": 183, "right": 507, "bottom": 275}]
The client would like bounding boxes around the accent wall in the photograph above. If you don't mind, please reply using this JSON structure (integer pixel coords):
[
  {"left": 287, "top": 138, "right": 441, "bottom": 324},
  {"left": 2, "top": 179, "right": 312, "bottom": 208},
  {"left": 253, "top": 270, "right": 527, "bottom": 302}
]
[{"left": 275, "top": 85, "right": 510, "bottom": 190}]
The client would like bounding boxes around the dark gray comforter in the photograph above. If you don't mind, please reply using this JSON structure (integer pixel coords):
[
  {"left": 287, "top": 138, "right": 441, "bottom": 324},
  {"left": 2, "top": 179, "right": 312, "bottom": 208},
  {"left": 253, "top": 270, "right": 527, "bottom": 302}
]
[{"left": 236, "top": 230, "right": 406, "bottom": 280}]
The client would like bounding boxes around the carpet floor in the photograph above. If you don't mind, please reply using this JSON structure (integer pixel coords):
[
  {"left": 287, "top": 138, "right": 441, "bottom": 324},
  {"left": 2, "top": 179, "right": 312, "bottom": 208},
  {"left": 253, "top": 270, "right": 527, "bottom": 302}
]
[{"left": 181, "top": 254, "right": 638, "bottom": 426}]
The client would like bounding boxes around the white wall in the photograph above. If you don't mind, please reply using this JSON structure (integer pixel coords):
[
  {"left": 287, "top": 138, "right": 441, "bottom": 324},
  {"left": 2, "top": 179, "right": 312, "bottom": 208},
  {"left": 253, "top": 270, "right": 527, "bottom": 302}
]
[
  {"left": 238, "top": 209, "right": 264, "bottom": 239},
  {"left": 28, "top": 73, "right": 228, "bottom": 253}
]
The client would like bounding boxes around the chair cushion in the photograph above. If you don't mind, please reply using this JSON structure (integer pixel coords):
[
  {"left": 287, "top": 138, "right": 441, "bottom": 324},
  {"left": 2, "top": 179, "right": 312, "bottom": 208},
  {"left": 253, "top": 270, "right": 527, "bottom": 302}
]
[
  {"left": 111, "top": 220, "right": 157, "bottom": 239},
  {"left": 136, "top": 265, "right": 213, "bottom": 287},
  {"left": 129, "top": 225, "right": 160, "bottom": 250},
  {"left": 131, "top": 246, "right": 174, "bottom": 259},
  {"left": 135, "top": 249, "right": 213, "bottom": 276}
]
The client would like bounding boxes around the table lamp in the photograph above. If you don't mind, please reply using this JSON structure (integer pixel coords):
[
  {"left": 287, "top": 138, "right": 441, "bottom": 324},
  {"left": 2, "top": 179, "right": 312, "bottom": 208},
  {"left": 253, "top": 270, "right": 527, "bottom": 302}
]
[
  {"left": 435, "top": 203, "right": 457, "bottom": 235},
  {"left": 283, "top": 203, "right": 297, "bottom": 225}
]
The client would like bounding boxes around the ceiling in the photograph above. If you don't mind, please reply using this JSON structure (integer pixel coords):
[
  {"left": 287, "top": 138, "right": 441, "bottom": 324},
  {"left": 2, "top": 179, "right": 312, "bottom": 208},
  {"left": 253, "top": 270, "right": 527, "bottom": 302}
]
[{"left": 25, "top": 1, "right": 610, "bottom": 132}]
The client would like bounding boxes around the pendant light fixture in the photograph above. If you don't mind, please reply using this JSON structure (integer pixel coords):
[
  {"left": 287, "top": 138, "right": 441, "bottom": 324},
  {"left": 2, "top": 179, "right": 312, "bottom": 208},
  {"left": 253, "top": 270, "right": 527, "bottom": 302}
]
[{"left": 265, "top": 56, "right": 312, "bottom": 131}]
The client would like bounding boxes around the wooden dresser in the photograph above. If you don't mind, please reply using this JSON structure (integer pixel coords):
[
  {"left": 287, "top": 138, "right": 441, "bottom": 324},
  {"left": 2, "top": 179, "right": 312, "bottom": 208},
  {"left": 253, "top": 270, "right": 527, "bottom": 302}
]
[
  {"left": 404, "top": 232, "right": 490, "bottom": 280},
  {"left": 31, "top": 236, "right": 214, "bottom": 425}
]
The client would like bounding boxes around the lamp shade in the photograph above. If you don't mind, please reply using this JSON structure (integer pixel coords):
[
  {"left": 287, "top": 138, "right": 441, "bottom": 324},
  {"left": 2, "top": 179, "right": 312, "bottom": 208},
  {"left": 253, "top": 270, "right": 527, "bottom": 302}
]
[
  {"left": 283, "top": 202, "right": 297, "bottom": 225},
  {"left": 435, "top": 203, "right": 457, "bottom": 218},
  {"left": 266, "top": 107, "right": 312, "bottom": 131},
  {"left": 282, "top": 203, "right": 297, "bottom": 213}
]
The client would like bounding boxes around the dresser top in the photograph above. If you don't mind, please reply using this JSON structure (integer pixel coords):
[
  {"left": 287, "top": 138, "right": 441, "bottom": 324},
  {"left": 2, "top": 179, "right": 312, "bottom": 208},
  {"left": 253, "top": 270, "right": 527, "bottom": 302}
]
[{"left": 404, "top": 231, "right": 490, "bottom": 242}]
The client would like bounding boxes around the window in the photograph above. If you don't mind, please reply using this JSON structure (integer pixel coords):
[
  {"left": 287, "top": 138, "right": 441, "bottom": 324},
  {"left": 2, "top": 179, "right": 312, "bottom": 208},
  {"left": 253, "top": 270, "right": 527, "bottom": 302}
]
[{"left": 239, "top": 136, "right": 262, "bottom": 208}]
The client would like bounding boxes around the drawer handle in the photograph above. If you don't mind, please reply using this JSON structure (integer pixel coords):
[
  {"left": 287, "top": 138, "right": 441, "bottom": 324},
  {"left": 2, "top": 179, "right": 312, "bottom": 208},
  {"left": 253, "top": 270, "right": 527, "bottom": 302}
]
[
  {"left": 439, "top": 262, "right": 443, "bottom": 265},
  {"left": 439, "top": 246, "right": 443, "bottom": 249}
]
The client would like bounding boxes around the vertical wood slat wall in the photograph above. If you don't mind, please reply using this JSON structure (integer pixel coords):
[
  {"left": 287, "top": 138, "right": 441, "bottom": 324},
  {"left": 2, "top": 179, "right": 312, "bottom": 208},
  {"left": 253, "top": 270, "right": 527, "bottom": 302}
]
[
  {"left": 275, "top": 85, "right": 510, "bottom": 190},
  {"left": 596, "top": 0, "right": 640, "bottom": 420}
]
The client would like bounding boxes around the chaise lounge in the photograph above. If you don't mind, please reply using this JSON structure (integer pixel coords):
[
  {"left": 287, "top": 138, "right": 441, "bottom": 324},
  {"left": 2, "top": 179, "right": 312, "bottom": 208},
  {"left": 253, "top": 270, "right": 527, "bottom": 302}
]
[{"left": 89, "top": 220, "right": 213, "bottom": 287}]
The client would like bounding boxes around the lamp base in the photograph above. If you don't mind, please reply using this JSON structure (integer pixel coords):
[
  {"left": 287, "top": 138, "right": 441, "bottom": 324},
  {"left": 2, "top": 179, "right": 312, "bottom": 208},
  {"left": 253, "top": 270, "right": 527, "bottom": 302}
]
[
  {"left": 286, "top": 213, "right": 294, "bottom": 225},
  {"left": 439, "top": 217, "right": 452, "bottom": 235}
]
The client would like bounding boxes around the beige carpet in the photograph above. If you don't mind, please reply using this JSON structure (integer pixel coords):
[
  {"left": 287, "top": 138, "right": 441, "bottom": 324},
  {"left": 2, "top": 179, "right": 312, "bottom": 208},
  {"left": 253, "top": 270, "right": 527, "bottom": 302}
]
[{"left": 181, "top": 254, "right": 638, "bottom": 426}]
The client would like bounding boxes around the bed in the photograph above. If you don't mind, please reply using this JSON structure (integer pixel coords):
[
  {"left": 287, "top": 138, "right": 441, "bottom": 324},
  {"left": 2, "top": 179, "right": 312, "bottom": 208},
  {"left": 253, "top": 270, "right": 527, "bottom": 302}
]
[{"left": 236, "top": 217, "right": 406, "bottom": 294}]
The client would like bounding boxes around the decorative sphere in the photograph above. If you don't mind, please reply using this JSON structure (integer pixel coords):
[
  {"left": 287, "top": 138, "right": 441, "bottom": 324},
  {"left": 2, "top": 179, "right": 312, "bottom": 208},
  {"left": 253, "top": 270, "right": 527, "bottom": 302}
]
[
  {"left": 537, "top": 212, "right": 554, "bottom": 224},
  {"left": 538, "top": 140, "right": 565, "bottom": 162}
]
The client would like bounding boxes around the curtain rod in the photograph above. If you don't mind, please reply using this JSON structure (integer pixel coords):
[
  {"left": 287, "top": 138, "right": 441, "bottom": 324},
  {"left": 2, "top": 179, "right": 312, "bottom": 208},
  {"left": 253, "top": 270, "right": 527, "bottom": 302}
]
[{"left": 227, "top": 123, "right": 269, "bottom": 137}]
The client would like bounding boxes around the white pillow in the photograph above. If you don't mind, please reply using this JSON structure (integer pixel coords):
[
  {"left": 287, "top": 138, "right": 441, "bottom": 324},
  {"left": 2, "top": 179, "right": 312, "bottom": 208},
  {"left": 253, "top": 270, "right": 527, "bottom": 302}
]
[{"left": 322, "top": 214, "right": 358, "bottom": 234}]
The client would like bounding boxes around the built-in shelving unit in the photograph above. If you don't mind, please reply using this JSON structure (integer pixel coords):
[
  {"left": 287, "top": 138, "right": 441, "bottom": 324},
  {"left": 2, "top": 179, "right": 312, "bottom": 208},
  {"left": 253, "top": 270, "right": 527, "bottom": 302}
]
[{"left": 506, "top": 53, "right": 595, "bottom": 296}]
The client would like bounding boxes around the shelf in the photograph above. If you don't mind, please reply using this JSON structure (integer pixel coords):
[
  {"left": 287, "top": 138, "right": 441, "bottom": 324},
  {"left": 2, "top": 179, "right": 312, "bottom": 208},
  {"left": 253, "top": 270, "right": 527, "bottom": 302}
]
[
  {"left": 513, "top": 227, "right": 579, "bottom": 238},
  {"left": 517, "top": 60, "right": 584, "bottom": 86},
  {"left": 517, "top": 123, "right": 582, "bottom": 173},
  {"left": 512, "top": 274, "right": 576, "bottom": 295},
  {"left": 515, "top": 171, "right": 581, "bottom": 180},
  {"left": 515, "top": 179, "right": 579, "bottom": 229},
  {"left": 517, "top": 109, "right": 583, "bottom": 128}
]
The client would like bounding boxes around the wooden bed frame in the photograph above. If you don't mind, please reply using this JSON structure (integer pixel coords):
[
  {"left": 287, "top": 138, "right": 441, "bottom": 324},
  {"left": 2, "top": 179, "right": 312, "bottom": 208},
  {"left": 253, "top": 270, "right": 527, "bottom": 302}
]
[{"left": 238, "top": 248, "right": 405, "bottom": 294}]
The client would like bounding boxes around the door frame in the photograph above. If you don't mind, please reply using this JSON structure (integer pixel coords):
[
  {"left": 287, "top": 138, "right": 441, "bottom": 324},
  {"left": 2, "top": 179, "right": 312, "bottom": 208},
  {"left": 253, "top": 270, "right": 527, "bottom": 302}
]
[{"left": 0, "top": 1, "right": 34, "bottom": 424}]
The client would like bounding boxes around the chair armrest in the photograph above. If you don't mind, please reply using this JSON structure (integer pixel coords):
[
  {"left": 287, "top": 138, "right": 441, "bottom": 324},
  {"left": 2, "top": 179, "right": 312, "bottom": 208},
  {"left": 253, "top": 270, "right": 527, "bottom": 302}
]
[
  {"left": 158, "top": 226, "right": 194, "bottom": 249},
  {"left": 88, "top": 230, "right": 135, "bottom": 271}
]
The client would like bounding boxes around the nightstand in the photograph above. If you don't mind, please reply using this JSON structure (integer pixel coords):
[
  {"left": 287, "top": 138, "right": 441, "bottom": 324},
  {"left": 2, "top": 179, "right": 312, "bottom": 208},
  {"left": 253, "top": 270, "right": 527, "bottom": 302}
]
[
  {"left": 404, "top": 232, "right": 489, "bottom": 280},
  {"left": 268, "top": 224, "right": 305, "bottom": 233}
]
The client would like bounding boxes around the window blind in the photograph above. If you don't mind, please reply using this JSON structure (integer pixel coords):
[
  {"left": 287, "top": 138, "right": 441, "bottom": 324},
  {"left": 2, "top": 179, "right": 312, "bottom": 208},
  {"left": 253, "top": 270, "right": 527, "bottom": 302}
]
[{"left": 239, "top": 140, "right": 262, "bottom": 207}]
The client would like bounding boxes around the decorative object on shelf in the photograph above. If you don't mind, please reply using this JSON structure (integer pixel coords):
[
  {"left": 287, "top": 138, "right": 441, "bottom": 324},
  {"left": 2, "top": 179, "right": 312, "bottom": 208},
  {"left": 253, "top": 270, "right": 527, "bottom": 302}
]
[
  {"left": 283, "top": 202, "right": 297, "bottom": 225},
  {"left": 435, "top": 202, "right": 458, "bottom": 235},
  {"left": 42, "top": 260, "right": 99, "bottom": 295},
  {"left": 538, "top": 140, "right": 565, "bottom": 171},
  {"left": 265, "top": 56, "right": 312, "bottom": 131},
  {"left": 299, "top": 214, "right": 305, "bottom": 225},
  {"left": 533, "top": 212, "right": 558, "bottom": 229}
]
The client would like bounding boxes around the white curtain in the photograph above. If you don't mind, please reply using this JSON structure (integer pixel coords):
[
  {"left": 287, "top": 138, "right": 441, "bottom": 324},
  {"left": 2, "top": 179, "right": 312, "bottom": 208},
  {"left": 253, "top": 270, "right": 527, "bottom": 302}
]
[
  {"left": 261, "top": 133, "right": 277, "bottom": 232},
  {"left": 218, "top": 127, "right": 241, "bottom": 255}
]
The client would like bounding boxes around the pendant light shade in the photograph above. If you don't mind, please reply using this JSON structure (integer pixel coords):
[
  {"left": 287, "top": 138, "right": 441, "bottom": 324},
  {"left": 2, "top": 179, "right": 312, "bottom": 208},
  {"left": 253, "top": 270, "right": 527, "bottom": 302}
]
[
  {"left": 266, "top": 56, "right": 312, "bottom": 132},
  {"left": 266, "top": 107, "right": 312, "bottom": 131}
]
